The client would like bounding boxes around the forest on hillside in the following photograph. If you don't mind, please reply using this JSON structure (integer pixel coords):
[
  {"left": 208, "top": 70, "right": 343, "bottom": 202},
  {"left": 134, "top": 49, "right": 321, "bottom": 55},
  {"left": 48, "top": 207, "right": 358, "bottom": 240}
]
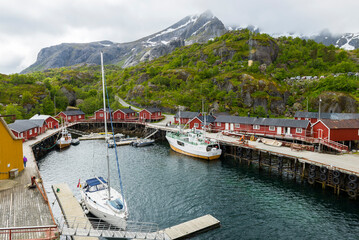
[{"left": 1, "top": 29, "right": 359, "bottom": 123}]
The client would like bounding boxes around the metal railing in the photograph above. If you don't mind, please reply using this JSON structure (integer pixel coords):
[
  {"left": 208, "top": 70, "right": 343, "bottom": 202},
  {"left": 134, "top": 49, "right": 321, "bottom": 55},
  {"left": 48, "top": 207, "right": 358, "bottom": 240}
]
[
  {"left": 57, "top": 216, "right": 167, "bottom": 240},
  {"left": 0, "top": 225, "right": 58, "bottom": 240}
]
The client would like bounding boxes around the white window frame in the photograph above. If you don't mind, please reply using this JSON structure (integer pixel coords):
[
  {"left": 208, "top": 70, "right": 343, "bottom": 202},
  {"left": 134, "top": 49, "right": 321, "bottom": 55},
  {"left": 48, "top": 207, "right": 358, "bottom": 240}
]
[
  {"left": 253, "top": 125, "right": 260, "bottom": 130},
  {"left": 217, "top": 122, "right": 221, "bottom": 127},
  {"left": 269, "top": 126, "right": 275, "bottom": 131},
  {"left": 296, "top": 128, "right": 302, "bottom": 133},
  {"left": 194, "top": 123, "right": 199, "bottom": 128},
  {"left": 29, "top": 129, "right": 32, "bottom": 135},
  {"left": 235, "top": 123, "right": 240, "bottom": 128},
  {"left": 100, "top": 113, "right": 103, "bottom": 117},
  {"left": 68, "top": 116, "right": 71, "bottom": 120},
  {"left": 34, "top": 128, "right": 37, "bottom": 133},
  {"left": 20, "top": 132, "right": 23, "bottom": 138},
  {"left": 79, "top": 115, "right": 82, "bottom": 119}
]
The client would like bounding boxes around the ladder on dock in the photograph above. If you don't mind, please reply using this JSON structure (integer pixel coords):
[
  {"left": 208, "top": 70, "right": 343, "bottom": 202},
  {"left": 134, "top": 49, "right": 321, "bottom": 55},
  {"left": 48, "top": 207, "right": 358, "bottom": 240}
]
[
  {"left": 145, "top": 129, "right": 159, "bottom": 139},
  {"left": 57, "top": 216, "right": 169, "bottom": 240}
]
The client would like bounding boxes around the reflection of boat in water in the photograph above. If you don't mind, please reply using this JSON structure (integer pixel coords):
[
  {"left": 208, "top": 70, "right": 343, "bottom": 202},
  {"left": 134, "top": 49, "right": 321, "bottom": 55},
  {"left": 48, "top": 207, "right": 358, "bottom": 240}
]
[
  {"left": 165, "top": 129, "right": 222, "bottom": 160},
  {"left": 57, "top": 127, "right": 72, "bottom": 149},
  {"left": 130, "top": 138, "right": 155, "bottom": 147},
  {"left": 260, "top": 138, "right": 282, "bottom": 147}
]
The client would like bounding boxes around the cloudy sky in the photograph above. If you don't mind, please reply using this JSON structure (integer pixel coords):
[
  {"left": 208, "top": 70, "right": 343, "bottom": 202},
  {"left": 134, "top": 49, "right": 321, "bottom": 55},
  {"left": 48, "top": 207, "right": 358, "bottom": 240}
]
[{"left": 0, "top": 0, "right": 358, "bottom": 74}]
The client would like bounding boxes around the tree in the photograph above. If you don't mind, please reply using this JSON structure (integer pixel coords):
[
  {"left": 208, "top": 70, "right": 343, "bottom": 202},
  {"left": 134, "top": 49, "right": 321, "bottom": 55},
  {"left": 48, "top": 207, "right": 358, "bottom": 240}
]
[
  {"left": 5, "top": 104, "right": 23, "bottom": 123},
  {"left": 42, "top": 96, "right": 55, "bottom": 115}
]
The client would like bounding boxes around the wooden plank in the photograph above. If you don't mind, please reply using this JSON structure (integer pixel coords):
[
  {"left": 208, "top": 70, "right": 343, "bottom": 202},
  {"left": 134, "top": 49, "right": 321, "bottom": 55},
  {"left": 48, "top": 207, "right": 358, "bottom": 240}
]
[
  {"left": 162, "top": 214, "right": 220, "bottom": 240},
  {"left": 52, "top": 183, "right": 98, "bottom": 240}
]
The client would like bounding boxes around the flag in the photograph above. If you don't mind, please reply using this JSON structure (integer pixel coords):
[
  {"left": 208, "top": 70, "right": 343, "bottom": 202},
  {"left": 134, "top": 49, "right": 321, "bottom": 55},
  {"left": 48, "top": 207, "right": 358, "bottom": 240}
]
[{"left": 77, "top": 179, "right": 81, "bottom": 188}]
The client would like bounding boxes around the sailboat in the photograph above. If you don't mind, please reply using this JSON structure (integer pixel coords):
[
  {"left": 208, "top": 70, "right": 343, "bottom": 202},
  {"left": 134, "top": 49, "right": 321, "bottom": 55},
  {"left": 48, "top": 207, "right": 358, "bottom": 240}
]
[
  {"left": 165, "top": 110, "right": 222, "bottom": 160},
  {"left": 80, "top": 52, "right": 128, "bottom": 229}
]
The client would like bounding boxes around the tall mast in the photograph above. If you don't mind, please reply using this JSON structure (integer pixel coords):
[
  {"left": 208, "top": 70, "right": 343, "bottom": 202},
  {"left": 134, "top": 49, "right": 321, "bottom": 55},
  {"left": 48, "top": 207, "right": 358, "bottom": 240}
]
[{"left": 101, "top": 52, "right": 111, "bottom": 199}]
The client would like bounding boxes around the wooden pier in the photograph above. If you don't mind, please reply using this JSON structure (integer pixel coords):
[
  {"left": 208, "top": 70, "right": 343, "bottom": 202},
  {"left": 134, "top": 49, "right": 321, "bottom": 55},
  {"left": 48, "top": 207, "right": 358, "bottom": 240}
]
[
  {"left": 161, "top": 214, "right": 220, "bottom": 240},
  {"left": 0, "top": 129, "right": 60, "bottom": 239}
]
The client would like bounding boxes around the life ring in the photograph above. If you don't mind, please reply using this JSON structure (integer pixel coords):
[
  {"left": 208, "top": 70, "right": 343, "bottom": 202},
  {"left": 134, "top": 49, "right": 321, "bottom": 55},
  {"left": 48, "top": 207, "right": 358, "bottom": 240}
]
[
  {"left": 332, "top": 177, "right": 340, "bottom": 185},
  {"left": 308, "top": 177, "right": 315, "bottom": 185},
  {"left": 319, "top": 173, "right": 327, "bottom": 182},
  {"left": 320, "top": 167, "right": 328, "bottom": 174},
  {"left": 348, "top": 174, "right": 358, "bottom": 182},
  {"left": 333, "top": 170, "right": 340, "bottom": 178},
  {"left": 348, "top": 189, "right": 357, "bottom": 198},
  {"left": 348, "top": 181, "right": 358, "bottom": 189},
  {"left": 308, "top": 171, "right": 316, "bottom": 178}
]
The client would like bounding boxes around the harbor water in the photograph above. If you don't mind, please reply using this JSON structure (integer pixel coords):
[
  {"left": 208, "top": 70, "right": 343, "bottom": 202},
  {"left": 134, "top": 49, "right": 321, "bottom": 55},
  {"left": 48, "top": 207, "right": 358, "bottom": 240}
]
[{"left": 38, "top": 140, "right": 359, "bottom": 239}]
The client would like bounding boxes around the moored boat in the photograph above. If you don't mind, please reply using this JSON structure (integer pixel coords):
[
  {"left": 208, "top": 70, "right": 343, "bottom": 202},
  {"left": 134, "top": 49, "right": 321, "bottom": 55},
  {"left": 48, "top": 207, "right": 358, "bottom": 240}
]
[
  {"left": 165, "top": 129, "right": 222, "bottom": 160},
  {"left": 57, "top": 127, "right": 72, "bottom": 149}
]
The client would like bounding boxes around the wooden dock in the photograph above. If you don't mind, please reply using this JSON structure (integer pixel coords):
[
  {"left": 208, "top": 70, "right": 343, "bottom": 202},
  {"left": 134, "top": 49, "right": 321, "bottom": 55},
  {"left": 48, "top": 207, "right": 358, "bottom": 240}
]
[
  {"left": 52, "top": 183, "right": 98, "bottom": 240},
  {"left": 162, "top": 214, "right": 220, "bottom": 240}
]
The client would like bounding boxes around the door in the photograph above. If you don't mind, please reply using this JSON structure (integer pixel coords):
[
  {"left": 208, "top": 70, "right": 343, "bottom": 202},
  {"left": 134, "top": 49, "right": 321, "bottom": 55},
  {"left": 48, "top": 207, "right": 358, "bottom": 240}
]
[
  {"left": 225, "top": 123, "right": 229, "bottom": 130},
  {"left": 286, "top": 127, "right": 291, "bottom": 135},
  {"left": 277, "top": 127, "right": 282, "bottom": 135},
  {"left": 318, "top": 129, "right": 323, "bottom": 139},
  {"left": 230, "top": 123, "right": 234, "bottom": 131}
]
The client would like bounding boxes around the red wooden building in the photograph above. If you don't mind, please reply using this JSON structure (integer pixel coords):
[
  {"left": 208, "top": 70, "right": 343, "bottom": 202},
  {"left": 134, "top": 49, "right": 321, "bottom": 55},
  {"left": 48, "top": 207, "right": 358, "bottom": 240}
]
[
  {"left": 188, "top": 115, "right": 216, "bottom": 130},
  {"left": 113, "top": 108, "right": 138, "bottom": 121},
  {"left": 139, "top": 108, "right": 163, "bottom": 122},
  {"left": 214, "top": 115, "right": 311, "bottom": 138},
  {"left": 56, "top": 109, "right": 85, "bottom": 123},
  {"left": 94, "top": 108, "right": 112, "bottom": 121},
  {"left": 174, "top": 111, "right": 201, "bottom": 124},
  {"left": 8, "top": 120, "right": 41, "bottom": 141},
  {"left": 30, "top": 114, "right": 59, "bottom": 129},
  {"left": 312, "top": 119, "right": 359, "bottom": 141}
]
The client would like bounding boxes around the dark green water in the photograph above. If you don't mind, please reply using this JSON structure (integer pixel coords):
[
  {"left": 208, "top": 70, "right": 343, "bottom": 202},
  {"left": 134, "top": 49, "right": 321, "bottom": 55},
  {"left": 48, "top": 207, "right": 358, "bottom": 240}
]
[{"left": 38, "top": 140, "right": 359, "bottom": 240}]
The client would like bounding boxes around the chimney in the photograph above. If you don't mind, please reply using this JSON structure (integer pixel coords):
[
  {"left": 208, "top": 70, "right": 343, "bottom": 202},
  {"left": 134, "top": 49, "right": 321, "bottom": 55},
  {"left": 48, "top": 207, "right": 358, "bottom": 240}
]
[{"left": 248, "top": 112, "right": 250, "bottom": 117}]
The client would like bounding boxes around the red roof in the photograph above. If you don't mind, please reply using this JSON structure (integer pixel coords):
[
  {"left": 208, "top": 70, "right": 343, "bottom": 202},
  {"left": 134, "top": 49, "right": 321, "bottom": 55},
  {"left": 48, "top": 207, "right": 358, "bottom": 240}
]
[{"left": 320, "top": 119, "right": 359, "bottom": 129}]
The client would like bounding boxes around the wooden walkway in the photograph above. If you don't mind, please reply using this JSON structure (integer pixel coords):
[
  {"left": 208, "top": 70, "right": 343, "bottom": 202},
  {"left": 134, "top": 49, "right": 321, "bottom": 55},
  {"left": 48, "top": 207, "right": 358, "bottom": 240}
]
[
  {"left": 161, "top": 214, "right": 220, "bottom": 240},
  {"left": 0, "top": 129, "right": 60, "bottom": 239}
]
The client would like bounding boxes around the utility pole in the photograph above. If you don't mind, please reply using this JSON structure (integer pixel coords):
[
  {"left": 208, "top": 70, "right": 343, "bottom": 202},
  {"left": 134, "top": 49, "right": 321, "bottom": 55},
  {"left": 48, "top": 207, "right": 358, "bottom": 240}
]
[
  {"left": 54, "top": 96, "right": 56, "bottom": 116},
  {"left": 318, "top": 98, "right": 322, "bottom": 120},
  {"left": 307, "top": 97, "right": 309, "bottom": 112}
]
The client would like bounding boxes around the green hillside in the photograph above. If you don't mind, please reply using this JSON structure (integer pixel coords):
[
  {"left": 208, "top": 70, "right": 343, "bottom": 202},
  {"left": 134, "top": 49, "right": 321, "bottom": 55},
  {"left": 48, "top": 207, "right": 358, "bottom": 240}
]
[{"left": 1, "top": 29, "right": 359, "bottom": 123}]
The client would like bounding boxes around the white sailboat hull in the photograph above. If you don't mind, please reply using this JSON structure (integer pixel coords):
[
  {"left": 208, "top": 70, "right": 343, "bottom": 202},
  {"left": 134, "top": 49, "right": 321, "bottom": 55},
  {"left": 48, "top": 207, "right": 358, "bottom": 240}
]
[
  {"left": 166, "top": 132, "right": 222, "bottom": 160},
  {"left": 80, "top": 187, "right": 128, "bottom": 229}
]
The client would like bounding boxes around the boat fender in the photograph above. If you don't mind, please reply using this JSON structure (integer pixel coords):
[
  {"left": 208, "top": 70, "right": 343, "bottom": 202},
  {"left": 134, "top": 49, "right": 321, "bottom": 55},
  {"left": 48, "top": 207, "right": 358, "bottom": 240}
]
[
  {"left": 320, "top": 167, "right": 327, "bottom": 174},
  {"left": 319, "top": 173, "right": 327, "bottom": 182},
  {"left": 348, "top": 189, "right": 357, "bottom": 198},
  {"left": 348, "top": 181, "right": 358, "bottom": 190},
  {"left": 348, "top": 174, "right": 358, "bottom": 182},
  {"left": 308, "top": 177, "right": 315, "bottom": 185},
  {"left": 333, "top": 170, "right": 340, "bottom": 178},
  {"left": 309, "top": 165, "right": 316, "bottom": 171},
  {"left": 332, "top": 177, "right": 340, "bottom": 185},
  {"left": 308, "top": 171, "right": 316, "bottom": 178}
]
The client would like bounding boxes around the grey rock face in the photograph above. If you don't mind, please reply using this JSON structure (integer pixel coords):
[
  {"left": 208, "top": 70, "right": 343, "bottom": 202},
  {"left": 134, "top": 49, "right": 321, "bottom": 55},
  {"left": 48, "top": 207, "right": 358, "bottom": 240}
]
[{"left": 22, "top": 11, "right": 226, "bottom": 73}]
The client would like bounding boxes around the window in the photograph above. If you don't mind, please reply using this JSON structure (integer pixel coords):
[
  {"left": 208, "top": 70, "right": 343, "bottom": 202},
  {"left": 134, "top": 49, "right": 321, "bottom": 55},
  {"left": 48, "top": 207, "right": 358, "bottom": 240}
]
[
  {"left": 296, "top": 128, "right": 302, "bottom": 133},
  {"left": 253, "top": 125, "right": 260, "bottom": 130},
  {"left": 79, "top": 115, "right": 82, "bottom": 118},
  {"left": 20, "top": 133, "right": 23, "bottom": 138},
  {"left": 194, "top": 123, "right": 199, "bottom": 128},
  {"left": 34, "top": 128, "right": 37, "bottom": 133},
  {"left": 68, "top": 116, "right": 71, "bottom": 120},
  {"left": 305, "top": 118, "right": 309, "bottom": 120},
  {"left": 29, "top": 129, "right": 32, "bottom": 135},
  {"left": 217, "top": 122, "right": 221, "bottom": 127},
  {"left": 269, "top": 126, "right": 275, "bottom": 131},
  {"left": 177, "top": 141, "right": 184, "bottom": 146},
  {"left": 100, "top": 113, "right": 103, "bottom": 117},
  {"left": 235, "top": 123, "right": 240, "bottom": 128}
]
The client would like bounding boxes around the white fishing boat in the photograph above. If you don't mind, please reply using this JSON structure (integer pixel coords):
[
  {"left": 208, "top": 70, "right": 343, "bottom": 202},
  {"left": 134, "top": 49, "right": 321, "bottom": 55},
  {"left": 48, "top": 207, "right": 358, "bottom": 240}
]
[
  {"left": 80, "top": 52, "right": 128, "bottom": 229},
  {"left": 57, "top": 127, "right": 72, "bottom": 149},
  {"left": 166, "top": 128, "right": 222, "bottom": 160}
]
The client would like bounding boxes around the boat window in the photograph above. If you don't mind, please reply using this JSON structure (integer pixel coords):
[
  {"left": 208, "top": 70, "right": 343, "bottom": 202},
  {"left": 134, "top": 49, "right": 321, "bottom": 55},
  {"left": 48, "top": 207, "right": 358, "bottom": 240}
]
[
  {"left": 177, "top": 141, "right": 184, "bottom": 146},
  {"left": 108, "top": 198, "right": 124, "bottom": 211}
]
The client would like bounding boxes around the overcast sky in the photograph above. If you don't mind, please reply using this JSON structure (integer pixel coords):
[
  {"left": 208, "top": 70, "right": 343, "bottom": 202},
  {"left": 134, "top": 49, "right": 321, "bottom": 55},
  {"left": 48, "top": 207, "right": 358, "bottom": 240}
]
[{"left": 0, "top": 0, "right": 358, "bottom": 74}]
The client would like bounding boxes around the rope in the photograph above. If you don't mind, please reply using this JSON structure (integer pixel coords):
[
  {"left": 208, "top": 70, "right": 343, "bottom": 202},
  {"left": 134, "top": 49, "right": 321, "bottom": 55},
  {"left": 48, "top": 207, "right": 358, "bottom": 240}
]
[
  {"left": 38, "top": 133, "right": 61, "bottom": 150},
  {"left": 104, "top": 70, "right": 126, "bottom": 206}
]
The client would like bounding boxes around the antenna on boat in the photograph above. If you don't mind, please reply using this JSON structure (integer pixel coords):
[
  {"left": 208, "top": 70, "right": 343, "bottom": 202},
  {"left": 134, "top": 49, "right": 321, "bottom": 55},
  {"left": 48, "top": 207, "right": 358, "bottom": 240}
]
[{"left": 101, "top": 51, "right": 111, "bottom": 200}]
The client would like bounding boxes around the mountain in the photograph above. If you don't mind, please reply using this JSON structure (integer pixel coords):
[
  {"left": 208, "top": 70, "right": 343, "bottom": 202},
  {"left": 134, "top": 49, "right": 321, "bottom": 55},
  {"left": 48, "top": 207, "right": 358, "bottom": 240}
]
[{"left": 21, "top": 11, "right": 226, "bottom": 73}]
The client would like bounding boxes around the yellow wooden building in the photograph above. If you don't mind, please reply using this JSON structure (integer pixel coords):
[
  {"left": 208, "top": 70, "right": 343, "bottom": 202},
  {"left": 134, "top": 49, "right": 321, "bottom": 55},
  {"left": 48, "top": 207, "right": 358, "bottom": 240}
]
[{"left": 0, "top": 117, "right": 24, "bottom": 179}]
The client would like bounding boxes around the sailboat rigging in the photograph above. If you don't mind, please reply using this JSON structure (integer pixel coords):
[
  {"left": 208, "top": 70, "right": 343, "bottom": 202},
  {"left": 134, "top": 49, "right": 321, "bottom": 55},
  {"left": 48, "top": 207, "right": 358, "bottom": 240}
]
[{"left": 80, "top": 52, "right": 128, "bottom": 229}]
